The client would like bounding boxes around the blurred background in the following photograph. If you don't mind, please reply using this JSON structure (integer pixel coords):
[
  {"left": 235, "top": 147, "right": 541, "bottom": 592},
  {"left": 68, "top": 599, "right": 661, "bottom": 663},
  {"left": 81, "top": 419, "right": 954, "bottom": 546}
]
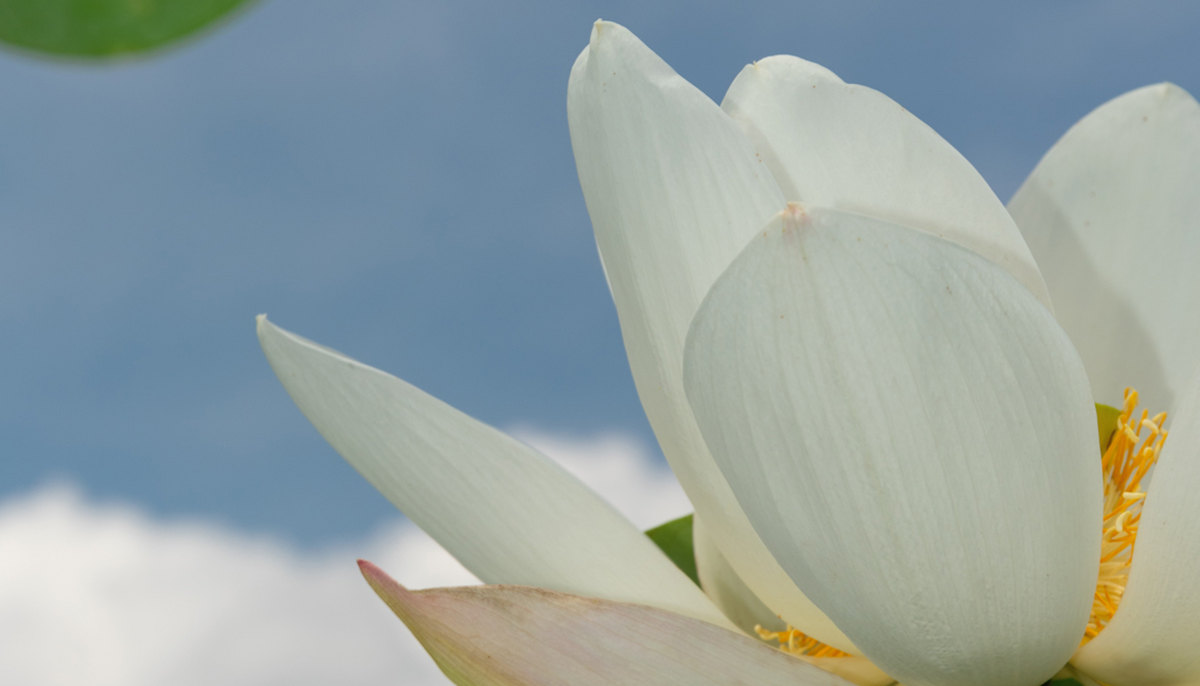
[{"left": 0, "top": 0, "right": 1197, "bottom": 683}]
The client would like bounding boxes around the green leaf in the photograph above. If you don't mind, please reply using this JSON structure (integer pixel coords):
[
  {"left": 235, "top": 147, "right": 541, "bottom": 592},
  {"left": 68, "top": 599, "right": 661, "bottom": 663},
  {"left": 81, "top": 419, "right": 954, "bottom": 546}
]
[
  {"left": 645, "top": 514, "right": 699, "bottom": 586},
  {"left": 0, "top": 0, "right": 256, "bottom": 59},
  {"left": 1046, "top": 679, "right": 1084, "bottom": 686},
  {"left": 1097, "top": 402, "right": 1122, "bottom": 454}
]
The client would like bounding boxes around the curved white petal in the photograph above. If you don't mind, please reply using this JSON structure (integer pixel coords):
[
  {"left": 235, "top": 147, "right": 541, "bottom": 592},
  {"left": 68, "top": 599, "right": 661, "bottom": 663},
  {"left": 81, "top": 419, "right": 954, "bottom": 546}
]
[
  {"left": 567, "top": 20, "right": 855, "bottom": 652},
  {"left": 1009, "top": 83, "right": 1200, "bottom": 413},
  {"left": 257, "top": 316, "right": 731, "bottom": 629},
  {"left": 359, "top": 561, "right": 856, "bottom": 686},
  {"left": 683, "top": 206, "right": 1100, "bottom": 686},
  {"left": 721, "top": 55, "right": 1052, "bottom": 310},
  {"left": 695, "top": 518, "right": 897, "bottom": 686},
  {"left": 1072, "top": 370, "right": 1200, "bottom": 686},
  {"left": 693, "top": 514, "right": 785, "bottom": 636}
]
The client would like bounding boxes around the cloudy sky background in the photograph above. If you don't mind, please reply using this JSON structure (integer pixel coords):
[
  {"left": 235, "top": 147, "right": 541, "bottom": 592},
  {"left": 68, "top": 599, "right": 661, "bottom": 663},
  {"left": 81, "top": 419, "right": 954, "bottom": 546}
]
[{"left": 1, "top": 0, "right": 1198, "bottom": 682}]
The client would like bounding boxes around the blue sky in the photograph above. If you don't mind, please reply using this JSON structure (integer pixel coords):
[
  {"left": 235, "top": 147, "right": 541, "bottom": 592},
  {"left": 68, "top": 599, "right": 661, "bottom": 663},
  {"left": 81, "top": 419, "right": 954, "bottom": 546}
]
[{"left": 2, "top": 0, "right": 1198, "bottom": 546}]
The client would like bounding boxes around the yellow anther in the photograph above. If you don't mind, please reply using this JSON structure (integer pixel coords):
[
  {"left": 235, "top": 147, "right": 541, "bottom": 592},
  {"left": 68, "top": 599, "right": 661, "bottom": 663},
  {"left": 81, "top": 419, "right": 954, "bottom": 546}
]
[
  {"left": 1083, "top": 387, "right": 1166, "bottom": 644},
  {"left": 756, "top": 624, "right": 850, "bottom": 658},
  {"left": 1114, "top": 510, "right": 1132, "bottom": 534}
]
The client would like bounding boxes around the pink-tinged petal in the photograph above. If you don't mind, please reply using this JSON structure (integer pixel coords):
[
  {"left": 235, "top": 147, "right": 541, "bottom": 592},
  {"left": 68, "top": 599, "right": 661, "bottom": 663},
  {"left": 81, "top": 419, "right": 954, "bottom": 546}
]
[
  {"left": 802, "top": 658, "right": 896, "bottom": 686},
  {"left": 359, "top": 560, "right": 857, "bottom": 686}
]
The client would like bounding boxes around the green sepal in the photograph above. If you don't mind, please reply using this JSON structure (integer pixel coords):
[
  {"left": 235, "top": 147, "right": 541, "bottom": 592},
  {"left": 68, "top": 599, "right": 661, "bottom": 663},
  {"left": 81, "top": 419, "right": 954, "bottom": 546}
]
[
  {"left": 1097, "top": 402, "right": 1122, "bottom": 454},
  {"left": 0, "top": 0, "right": 256, "bottom": 59},
  {"left": 1046, "top": 679, "right": 1085, "bottom": 686},
  {"left": 645, "top": 513, "right": 699, "bottom": 586}
]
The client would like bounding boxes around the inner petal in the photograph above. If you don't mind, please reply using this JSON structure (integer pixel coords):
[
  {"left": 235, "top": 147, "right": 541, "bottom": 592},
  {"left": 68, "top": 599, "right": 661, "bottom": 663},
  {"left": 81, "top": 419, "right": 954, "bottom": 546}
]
[{"left": 1085, "top": 387, "right": 1168, "bottom": 643}]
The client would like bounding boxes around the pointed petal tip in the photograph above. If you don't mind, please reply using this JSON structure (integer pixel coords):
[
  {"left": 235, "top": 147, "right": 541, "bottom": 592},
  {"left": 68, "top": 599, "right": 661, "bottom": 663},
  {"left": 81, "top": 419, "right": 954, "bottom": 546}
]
[
  {"left": 357, "top": 557, "right": 384, "bottom": 584},
  {"left": 256, "top": 313, "right": 299, "bottom": 356},
  {"left": 357, "top": 558, "right": 403, "bottom": 591},
  {"left": 738, "top": 55, "right": 845, "bottom": 85},
  {"left": 782, "top": 202, "right": 811, "bottom": 229},
  {"left": 1155, "top": 81, "right": 1189, "bottom": 97},
  {"left": 357, "top": 559, "right": 416, "bottom": 619},
  {"left": 1115, "top": 80, "right": 1197, "bottom": 111},
  {"left": 590, "top": 19, "right": 621, "bottom": 44}
]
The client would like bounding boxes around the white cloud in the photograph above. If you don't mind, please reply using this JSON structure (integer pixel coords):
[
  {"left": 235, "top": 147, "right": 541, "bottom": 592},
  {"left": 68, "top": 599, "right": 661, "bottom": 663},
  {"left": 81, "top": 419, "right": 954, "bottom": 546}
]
[{"left": 0, "top": 430, "right": 689, "bottom": 685}]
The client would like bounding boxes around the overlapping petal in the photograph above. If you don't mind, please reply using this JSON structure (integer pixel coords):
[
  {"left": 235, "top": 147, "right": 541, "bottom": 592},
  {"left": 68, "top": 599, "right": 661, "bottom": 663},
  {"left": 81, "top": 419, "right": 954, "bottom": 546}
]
[
  {"left": 694, "top": 517, "right": 895, "bottom": 686},
  {"left": 1072, "top": 370, "right": 1200, "bottom": 686},
  {"left": 257, "top": 316, "right": 731, "bottom": 629},
  {"left": 1009, "top": 83, "right": 1200, "bottom": 413},
  {"left": 567, "top": 20, "right": 854, "bottom": 651},
  {"left": 359, "top": 560, "right": 856, "bottom": 686},
  {"left": 692, "top": 514, "right": 785, "bottom": 636},
  {"left": 721, "top": 55, "right": 1052, "bottom": 310},
  {"left": 683, "top": 206, "right": 1100, "bottom": 686}
]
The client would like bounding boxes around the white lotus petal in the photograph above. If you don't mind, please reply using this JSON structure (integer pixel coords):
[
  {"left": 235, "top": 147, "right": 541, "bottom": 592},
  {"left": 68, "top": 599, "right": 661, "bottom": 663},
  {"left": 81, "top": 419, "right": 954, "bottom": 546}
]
[
  {"left": 359, "top": 561, "right": 856, "bottom": 686},
  {"left": 1009, "top": 83, "right": 1200, "bottom": 413},
  {"left": 693, "top": 514, "right": 785, "bottom": 636},
  {"left": 695, "top": 518, "right": 897, "bottom": 686},
  {"left": 257, "top": 316, "right": 731, "bottom": 629},
  {"left": 568, "top": 20, "right": 854, "bottom": 652},
  {"left": 683, "top": 206, "right": 1099, "bottom": 686},
  {"left": 722, "top": 55, "right": 1052, "bottom": 310},
  {"left": 1072, "top": 370, "right": 1200, "bottom": 686}
]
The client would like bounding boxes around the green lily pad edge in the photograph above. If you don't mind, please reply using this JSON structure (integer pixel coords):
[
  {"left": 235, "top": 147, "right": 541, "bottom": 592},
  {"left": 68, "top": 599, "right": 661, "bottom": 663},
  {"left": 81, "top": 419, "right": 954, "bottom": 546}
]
[
  {"left": 0, "top": 0, "right": 258, "bottom": 60},
  {"left": 645, "top": 513, "right": 699, "bottom": 586}
]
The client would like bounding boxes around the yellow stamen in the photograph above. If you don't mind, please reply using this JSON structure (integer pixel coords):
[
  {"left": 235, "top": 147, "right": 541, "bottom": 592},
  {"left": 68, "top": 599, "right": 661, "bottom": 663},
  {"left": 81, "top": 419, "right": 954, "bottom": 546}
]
[
  {"left": 1082, "top": 387, "right": 1166, "bottom": 644},
  {"left": 755, "top": 624, "right": 850, "bottom": 658}
]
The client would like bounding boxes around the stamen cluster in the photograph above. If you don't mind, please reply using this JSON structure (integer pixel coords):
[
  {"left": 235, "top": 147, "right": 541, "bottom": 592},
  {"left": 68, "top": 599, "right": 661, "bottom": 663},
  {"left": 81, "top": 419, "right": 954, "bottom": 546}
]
[
  {"left": 1084, "top": 388, "right": 1167, "bottom": 642},
  {"left": 755, "top": 624, "right": 850, "bottom": 658}
]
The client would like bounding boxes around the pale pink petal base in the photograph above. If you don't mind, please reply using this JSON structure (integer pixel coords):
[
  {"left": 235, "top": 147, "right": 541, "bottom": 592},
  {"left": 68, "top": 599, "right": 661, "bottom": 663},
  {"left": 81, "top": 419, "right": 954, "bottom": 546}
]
[
  {"left": 802, "top": 657, "right": 896, "bottom": 686},
  {"left": 359, "top": 560, "right": 857, "bottom": 686}
]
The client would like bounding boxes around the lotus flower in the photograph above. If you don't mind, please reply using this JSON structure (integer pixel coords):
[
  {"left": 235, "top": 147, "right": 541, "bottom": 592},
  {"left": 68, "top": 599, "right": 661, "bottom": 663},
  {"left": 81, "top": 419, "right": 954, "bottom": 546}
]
[{"left": 257, "top": 20, "right": 1200, "bottom": 686}]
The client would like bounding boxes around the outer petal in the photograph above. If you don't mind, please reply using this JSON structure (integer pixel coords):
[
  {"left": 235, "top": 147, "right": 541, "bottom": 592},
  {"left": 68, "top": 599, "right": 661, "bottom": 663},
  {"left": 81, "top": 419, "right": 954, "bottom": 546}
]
[
  {"left": 721, "top": 55, "right": 1052, "bottom": 310},
  {"left": 568, "top": 20, "right": 855, "bottom": 652},
  {"left": 1072, "top": 370, "right": 1200, "bottom": 686},
  {"left": 359, "top": 560, "right": 855, "bottom": 686},
  {"left": 257, "top": 316, "right": 731, "bottom": 629},
  {"left": 683, "top": 206, "right": 1100, "bottom": 686},
  {"left": 1009, "top": 83, "right": 1200, "bottom": 413}
]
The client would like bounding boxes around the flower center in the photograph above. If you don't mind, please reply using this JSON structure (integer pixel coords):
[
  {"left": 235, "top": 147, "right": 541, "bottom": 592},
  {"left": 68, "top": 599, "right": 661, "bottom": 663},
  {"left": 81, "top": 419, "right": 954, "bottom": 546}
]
[
  {"left": 1083, "top": 387, "right": 1167, "bottom": 643},
  {"left": 755, "top": 624, "right": 849, "bottom": 658}
]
